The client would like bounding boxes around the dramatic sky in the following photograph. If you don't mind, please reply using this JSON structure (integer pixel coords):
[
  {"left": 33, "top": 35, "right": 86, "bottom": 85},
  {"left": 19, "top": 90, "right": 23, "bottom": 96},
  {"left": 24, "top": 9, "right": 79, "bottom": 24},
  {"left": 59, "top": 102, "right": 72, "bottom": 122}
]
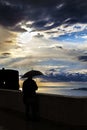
[{"left": 0, "top": 0, "right": 87, "bottom": 80}]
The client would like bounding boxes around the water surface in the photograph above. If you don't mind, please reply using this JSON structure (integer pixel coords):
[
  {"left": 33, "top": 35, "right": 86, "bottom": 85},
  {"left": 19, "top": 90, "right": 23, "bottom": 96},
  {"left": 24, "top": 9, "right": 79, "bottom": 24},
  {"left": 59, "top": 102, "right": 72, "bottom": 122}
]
[{"left": 37, "top": 82, "right": 87, "bottom": 97}]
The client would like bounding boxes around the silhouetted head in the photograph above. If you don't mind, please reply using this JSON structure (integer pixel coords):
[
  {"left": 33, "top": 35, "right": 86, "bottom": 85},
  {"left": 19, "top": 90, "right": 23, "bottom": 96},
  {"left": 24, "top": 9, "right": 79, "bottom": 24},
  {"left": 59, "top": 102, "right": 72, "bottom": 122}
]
[{"left": 2, "top": 68, "right": 5, "bottom": 70}]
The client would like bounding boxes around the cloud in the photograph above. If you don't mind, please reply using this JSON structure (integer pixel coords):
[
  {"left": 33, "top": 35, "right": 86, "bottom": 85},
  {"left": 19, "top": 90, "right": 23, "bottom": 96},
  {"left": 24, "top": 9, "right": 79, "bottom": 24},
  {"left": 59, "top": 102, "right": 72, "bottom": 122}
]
[
  {"left": 5, "top": 40, "right": 13, "bottom": 43},
  {"left": 78, "top": 55, "right": 87, "bottom": 62},
  {"left": 0, "top": 0, "right": 24, "bottom": 27},
  {"left": 11, "top": 25, "right": 27, "bottom": 32},
  {"left": 34, "top": 33, "right": 44, "bottom": 38},
  {"left": 0, "top": 26, "right": 19, "bottom": 54},
  {"left": 0, "top": 0, "right": 87, "bottom": 76},
  {"left": 50, "top": 24, "right": 87, "bottom": 42},
  {"left": 1, "top": 52, "right": 11, "bottom": 56},
  {"left": 45, "top": 71, "right": 87, "bottom": 82},
  {"left": 0, "top": 0, "right": 87, "bottom": 31},
  {"left": 51, "top": 45, "right": 63, "bottom": 49}
]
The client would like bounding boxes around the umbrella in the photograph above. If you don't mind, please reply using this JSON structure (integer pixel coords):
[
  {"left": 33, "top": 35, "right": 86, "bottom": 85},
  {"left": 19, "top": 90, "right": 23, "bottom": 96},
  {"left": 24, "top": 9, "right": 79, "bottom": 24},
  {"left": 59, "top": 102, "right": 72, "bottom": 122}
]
[{"left": 22, "top": 70, "right": 43, "bottom": 78}]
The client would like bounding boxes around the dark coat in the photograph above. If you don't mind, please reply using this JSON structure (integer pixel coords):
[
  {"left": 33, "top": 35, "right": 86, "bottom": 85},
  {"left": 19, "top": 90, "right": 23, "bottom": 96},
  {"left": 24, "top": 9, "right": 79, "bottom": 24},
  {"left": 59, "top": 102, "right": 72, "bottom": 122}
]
[{"left": 22, "top": 78, "right": 38, "bottom": 104}]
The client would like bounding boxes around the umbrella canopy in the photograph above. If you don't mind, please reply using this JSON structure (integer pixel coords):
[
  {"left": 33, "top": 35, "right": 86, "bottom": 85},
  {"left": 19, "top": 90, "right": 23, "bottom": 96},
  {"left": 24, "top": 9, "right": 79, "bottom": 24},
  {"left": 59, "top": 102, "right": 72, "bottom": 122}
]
[{"left": 22, "top": 70, "right": 43, "bottom": 78}]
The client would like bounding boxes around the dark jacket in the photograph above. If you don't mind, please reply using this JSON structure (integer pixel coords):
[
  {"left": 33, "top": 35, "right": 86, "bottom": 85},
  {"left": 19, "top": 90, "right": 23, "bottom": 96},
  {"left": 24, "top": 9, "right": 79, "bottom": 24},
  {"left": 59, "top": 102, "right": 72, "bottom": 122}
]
[{"left": 22, "top": 78, "right": 38, "bottom": 103}]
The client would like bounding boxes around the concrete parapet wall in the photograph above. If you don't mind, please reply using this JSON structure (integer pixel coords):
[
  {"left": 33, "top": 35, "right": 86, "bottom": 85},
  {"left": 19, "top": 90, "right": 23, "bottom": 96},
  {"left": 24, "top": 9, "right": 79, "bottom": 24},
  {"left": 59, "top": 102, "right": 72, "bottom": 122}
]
[
  {"left": 38, "top": 93, "right": 87, "bottom": 126},
  {"left": 0, "top": 89, "right": 87, "bottom": 126}
]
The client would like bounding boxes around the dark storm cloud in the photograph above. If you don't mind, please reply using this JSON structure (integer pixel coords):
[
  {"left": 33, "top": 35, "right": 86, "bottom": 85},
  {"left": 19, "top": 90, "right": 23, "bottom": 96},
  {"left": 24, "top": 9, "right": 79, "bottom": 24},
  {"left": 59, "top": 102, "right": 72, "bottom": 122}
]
[
  {"left": 0, "top": 0, "right": 87, "bottom": 31},
  {"left": 25, "top": 0, "right": 87, "bottom": 30},
  {"left": 78, "top": 55, "right": 87, "bottom": 62},
  {"left": 10, "top": 25, "right": 27, "bottom": 32},
  {"left": 0, "top": 0, "right": 25, "bottom": 27}
]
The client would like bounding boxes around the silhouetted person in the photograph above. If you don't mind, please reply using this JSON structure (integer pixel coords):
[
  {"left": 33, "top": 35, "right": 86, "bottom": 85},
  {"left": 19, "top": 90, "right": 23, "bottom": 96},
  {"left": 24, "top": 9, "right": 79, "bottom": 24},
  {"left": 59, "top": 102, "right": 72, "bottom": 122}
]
[{"left": 22, "top": 77, "right": 38, "bottom": 121}]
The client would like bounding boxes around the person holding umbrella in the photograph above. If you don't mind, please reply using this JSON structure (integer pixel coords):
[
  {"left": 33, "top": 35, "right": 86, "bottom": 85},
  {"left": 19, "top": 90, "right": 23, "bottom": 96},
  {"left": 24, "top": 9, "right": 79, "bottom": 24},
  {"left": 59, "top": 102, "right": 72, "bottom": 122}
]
[
  {"left": 22, "top": 76, "right": 38, "bottom": 121},
  {"left": 22, "top": 70, "right": 43, "bottom": 121}
]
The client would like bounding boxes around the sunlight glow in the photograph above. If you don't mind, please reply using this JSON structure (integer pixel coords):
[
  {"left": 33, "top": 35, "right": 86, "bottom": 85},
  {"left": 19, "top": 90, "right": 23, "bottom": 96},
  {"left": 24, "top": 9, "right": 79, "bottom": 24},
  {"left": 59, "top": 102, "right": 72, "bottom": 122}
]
[
  {"left": 18, "top": 31, "right": 33, "bottom": 43},
  {"left": 17, "top": 26, "right": 37, "bottom": 44}
]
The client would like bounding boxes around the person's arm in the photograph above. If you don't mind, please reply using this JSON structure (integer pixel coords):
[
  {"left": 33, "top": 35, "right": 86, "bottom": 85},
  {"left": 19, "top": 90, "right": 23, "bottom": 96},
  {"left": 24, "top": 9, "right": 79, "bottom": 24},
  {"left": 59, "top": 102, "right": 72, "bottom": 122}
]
[{"left": 33, "top": 81, "right": 38, "bottom": 90}]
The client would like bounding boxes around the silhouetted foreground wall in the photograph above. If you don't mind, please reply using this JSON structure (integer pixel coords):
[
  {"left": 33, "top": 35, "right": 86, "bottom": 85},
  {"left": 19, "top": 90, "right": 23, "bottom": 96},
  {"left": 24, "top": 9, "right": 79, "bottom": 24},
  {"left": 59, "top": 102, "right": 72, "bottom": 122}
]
[
  {"left": 0, "top": 89, "right": 87, "bottom": 126},
  {"left": 0, "top": 69, "right": 19, "bottom": 90}
]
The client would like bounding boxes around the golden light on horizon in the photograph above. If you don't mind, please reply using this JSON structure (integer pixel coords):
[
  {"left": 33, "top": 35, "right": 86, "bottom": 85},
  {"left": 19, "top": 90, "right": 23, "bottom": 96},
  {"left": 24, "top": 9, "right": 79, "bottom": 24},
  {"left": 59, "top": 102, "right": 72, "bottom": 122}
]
[{"left": 36, "top": 80, "right": 71, "bottom": 87}]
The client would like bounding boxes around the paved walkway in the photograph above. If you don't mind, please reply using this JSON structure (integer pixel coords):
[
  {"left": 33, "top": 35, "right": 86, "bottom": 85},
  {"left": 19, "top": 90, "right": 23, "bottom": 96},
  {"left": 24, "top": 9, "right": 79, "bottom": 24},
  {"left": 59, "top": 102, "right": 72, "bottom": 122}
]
[{"left": 0, "top": 108, "right": 87, "bottom": 130}]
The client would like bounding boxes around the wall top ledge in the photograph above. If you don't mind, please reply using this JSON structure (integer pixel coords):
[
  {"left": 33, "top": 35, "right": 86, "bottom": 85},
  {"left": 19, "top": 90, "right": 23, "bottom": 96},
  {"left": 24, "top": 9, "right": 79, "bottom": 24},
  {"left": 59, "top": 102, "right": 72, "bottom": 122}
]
[{"left": 0, "top": 89, "right": 87, "bottom": 99}]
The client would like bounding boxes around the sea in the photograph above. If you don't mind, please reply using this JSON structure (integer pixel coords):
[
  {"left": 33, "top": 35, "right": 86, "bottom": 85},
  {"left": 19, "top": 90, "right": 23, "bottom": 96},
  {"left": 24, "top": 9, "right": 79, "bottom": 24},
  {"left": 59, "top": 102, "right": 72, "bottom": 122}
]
[
  {"left": 20, "top": 81, "right": 87, "bottom": 97},
  {"left": 38, "top": 82, "right": 87, "bottom": 97}
]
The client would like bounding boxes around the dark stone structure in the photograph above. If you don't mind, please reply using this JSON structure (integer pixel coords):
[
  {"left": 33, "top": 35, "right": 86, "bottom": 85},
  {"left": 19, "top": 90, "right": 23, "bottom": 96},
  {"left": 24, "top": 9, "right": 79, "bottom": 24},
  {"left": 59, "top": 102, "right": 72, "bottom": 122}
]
[{"left": 0, "top": 68, "right": 19, "bottom": 90}]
